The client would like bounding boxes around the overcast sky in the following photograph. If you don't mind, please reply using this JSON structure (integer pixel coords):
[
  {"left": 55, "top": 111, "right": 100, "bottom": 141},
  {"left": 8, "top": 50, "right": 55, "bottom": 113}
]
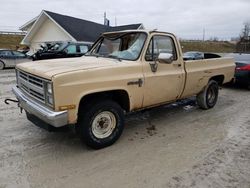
[{"left": 1, "top": 0, "right": 250, "bottom": 40}]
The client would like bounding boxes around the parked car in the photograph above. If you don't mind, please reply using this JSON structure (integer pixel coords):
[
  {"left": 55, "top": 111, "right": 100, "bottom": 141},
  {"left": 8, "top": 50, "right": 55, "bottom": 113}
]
[
  {"left": 32, "top": 41, "right": 92, "bottom": 61},
  {"left": 225, "top": 53, "right": 250, "bottom": 89},
  {"left": 183, "top": 51, "right": 221, "bottom": 61},
  {"left": 183, "top": 51, "right": 204, "bottom": 60},
  {"left": 0, "top": 49, "right": 31, "bottom": 70}
]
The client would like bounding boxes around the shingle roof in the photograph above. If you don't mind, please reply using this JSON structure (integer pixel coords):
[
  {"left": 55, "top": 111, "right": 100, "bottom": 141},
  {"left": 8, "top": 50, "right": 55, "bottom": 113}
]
[{"left": 44, "top": 11, "right": 142, "bottom": 42}]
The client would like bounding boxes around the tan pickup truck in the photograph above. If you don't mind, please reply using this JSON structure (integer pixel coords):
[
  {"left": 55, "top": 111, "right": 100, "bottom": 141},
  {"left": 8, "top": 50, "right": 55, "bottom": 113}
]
[{"left": 12, "top": 30, "right": 235, "bottom": 149}]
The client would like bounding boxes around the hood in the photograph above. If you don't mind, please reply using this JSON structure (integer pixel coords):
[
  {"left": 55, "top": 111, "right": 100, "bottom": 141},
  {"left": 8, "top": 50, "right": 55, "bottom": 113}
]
[{"left": 16, "top": 56, "right": 120, "bottom": 80}]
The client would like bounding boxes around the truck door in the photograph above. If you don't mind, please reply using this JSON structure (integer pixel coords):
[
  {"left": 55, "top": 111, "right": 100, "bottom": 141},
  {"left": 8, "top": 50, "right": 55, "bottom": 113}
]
[{"left": 142, "top": 34, "right": 185, "bottom": 107}]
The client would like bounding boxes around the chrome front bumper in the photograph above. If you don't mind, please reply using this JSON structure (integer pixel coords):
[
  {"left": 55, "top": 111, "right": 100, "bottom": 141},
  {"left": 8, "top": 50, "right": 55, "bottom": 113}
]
[{"left": 12, "top": 86, "right": 68, "bottom": 127}]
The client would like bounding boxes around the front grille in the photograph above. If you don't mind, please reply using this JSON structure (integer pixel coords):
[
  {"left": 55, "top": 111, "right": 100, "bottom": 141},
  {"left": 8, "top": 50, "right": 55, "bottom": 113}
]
[{"left": 17, "top": 70, "right": 46, "bottom": 103}]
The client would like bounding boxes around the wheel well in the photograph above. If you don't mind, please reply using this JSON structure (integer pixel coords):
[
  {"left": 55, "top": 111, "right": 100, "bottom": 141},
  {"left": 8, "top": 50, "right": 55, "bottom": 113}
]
[
  {"left": 79, "top": 90, "right": 130, "bottom": 112},
  {"left": 210, "top": 75, "right": 224, "bottom": 85}
]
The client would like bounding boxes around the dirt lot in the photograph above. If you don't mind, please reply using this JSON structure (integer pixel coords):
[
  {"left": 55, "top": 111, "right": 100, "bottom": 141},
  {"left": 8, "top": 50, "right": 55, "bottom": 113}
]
[{"left": 0, "top": 69, "right": 250, "bottom": 188}]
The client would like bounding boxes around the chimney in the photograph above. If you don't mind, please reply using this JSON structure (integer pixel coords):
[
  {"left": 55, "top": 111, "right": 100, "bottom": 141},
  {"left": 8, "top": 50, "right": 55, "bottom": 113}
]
[{"left": 104, "top": 12, "right": 110, "bottom": 26}]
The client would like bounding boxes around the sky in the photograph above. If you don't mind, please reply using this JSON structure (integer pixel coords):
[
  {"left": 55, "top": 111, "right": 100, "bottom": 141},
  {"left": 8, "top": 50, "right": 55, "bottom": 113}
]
[{"left": 0, "top": 0, "right": 250, "bottom": 40}]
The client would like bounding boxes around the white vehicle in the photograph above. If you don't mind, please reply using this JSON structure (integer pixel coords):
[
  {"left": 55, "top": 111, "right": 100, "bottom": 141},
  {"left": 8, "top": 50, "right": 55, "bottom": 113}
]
[{"left": 0, "top": 49, "right": 31, "bottom": 69}]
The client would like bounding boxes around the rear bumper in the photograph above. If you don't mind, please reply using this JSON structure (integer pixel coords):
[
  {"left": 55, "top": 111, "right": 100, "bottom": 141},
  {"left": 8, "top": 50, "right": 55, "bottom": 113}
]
[{"left": 12, "top": 86, "right": 68, "bottom": 127}]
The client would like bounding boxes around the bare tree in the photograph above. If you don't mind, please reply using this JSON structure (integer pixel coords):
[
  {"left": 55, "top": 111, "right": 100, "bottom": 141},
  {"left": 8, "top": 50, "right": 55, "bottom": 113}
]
[
  {"left": 237, "top": 22, "right": 250, "bottom": 53},
  {"left": 240, "top": 22, "right": 250, "bottom": 40}
]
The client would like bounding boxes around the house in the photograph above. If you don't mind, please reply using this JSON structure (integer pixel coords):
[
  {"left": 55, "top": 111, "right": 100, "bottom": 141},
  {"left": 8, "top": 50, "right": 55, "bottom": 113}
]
[{"left": 20, "top": 10, "right": 144, "bottom": 53}]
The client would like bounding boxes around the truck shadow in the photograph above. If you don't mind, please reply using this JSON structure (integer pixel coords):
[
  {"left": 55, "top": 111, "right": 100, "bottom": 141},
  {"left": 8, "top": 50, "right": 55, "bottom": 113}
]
[
  {"left": 28, "top": 97, "right": 198, "bottom": 152},
  {"left": 223, "top": 83, "right": 250, "bottom": 91}
]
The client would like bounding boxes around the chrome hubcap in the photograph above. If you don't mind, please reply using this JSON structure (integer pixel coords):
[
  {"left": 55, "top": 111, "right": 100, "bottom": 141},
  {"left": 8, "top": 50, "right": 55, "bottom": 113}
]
[{"left": 92, "top": 111, "right": 116, "bottom": 139}]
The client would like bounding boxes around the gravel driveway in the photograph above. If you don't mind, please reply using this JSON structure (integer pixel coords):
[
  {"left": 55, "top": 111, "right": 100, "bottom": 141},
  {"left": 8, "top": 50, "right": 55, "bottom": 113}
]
[{"left": 0, "top": 69, "right": 249, "bottom": 188}]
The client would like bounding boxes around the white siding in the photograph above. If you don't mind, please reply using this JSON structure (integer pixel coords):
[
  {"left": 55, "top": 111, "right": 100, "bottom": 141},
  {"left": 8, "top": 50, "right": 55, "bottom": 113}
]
[{"left": 30, "top": 18, "right": 73, "bottom": 52}]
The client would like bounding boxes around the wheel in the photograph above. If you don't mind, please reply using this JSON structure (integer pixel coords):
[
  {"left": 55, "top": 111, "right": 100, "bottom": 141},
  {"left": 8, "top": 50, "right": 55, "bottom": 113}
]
[
  {"left": 197, "top": 80, "right": 219, "bottom": 109},
  {"left": 0, "top": 61, "right": 5, "bottom": 70},
  {"left": 77, "top": 99, "right": 125, "bottom": 149}
]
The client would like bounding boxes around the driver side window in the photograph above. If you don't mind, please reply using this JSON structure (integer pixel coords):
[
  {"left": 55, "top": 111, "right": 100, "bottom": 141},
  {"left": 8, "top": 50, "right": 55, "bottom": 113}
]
[{"left": 145, "top": 35, "right": 177, "bottom": 61}]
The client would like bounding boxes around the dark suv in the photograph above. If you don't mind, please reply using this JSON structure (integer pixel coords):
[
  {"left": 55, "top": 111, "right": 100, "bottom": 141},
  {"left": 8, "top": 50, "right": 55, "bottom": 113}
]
[{"left": 32, "top": 41, "right": 92, "bottom": 61}]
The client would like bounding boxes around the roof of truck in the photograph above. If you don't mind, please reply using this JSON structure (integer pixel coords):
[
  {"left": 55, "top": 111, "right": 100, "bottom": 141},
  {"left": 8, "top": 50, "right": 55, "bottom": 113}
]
[{"left": 102, "top": 29, "right": 175, "bottom": 37}]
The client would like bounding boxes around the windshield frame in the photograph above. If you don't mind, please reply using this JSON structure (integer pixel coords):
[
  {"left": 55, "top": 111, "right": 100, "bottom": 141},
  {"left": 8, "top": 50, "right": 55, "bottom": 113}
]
[{"left": 86, "top": 31, "right": 148, "bottom": 61}]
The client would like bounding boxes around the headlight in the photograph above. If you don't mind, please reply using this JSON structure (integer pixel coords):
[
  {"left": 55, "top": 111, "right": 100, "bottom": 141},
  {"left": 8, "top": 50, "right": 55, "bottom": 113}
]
[
  {"left": 45, "top": 82, "right": 54, "bottom": 107},
  {"left": 47, "top": 83, "right": 52, "bottom": 94},
  {"left": 47, "top": 95, "right": 54, "bottom": 105}
]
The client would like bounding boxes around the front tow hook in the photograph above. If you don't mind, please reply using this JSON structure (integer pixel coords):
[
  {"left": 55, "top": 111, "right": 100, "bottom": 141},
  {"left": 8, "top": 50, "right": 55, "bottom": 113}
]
[
  {"left": 4, "top": 98, "right": 19, "bottom": 105},
  {"left": 4, "top": 98, "right": 23, "bottom": 113}
]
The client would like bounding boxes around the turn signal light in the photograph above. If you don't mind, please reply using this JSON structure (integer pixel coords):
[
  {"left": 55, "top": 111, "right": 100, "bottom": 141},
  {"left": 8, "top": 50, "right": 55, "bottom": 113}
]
[{"left": 59, "top": 105, "right": 76, "bottom": 111}]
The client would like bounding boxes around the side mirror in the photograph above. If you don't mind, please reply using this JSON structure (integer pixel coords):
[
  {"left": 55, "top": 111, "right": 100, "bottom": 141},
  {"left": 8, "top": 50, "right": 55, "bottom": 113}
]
[
  {"left": 157, "top": 53, "right": 174, "bottom": 64},
  {"left": 149, "top": 61, "right": 158, "bottom": 73}
]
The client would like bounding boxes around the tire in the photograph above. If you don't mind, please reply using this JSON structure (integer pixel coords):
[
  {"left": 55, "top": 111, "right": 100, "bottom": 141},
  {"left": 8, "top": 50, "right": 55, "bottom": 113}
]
[
  {"left": 197, "top": 80, "right": 219, "bottom": 109},
  {"left": 77, "top": 99, "right": 125, "bottom": 149},
  {"left": 0, "top": 61, "right": 5, "bottom": 70}
]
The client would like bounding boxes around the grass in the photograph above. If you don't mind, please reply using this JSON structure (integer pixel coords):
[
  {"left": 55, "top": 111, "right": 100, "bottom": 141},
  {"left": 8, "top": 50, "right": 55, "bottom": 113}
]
[
  {"left": 0, "top": 34, "right": 236, "bottom": 53},
  {"left": 180, "top": 41, "right": 236, "bottom": 53},
  {"left": 0, "top": 34, "right": 25, "bottom": 50}
]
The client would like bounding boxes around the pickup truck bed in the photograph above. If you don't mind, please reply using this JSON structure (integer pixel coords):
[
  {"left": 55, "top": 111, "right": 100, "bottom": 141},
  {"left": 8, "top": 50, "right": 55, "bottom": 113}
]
[{"left": 182, "top": 57, "right": 234, "bottom": 98}]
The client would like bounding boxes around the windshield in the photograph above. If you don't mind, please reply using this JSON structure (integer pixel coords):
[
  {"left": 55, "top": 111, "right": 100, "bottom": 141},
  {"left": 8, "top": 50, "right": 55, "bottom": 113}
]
[{"left": 88, "top": 32, "right": 147, "bottom": 61}]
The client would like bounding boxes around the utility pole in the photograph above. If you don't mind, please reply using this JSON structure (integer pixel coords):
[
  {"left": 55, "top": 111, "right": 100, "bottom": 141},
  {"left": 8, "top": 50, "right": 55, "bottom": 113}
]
[{"left": 203, "top": 28, "right": 205, "bottom": 42}]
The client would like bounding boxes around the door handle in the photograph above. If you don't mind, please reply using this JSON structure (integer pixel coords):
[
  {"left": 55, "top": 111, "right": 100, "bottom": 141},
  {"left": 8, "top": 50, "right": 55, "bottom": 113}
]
[
  {"left": 127, "top": 78, "right": 143, "bottom": 87},
  {"left": 173, "top": 63, "right": 181, "bottom": 67}
]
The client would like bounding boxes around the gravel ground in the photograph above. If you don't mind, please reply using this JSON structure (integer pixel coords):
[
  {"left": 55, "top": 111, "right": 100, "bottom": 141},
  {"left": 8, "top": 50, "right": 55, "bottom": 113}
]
[{"left": 0, "top": 69, "right": 249, "bottom": 188}]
